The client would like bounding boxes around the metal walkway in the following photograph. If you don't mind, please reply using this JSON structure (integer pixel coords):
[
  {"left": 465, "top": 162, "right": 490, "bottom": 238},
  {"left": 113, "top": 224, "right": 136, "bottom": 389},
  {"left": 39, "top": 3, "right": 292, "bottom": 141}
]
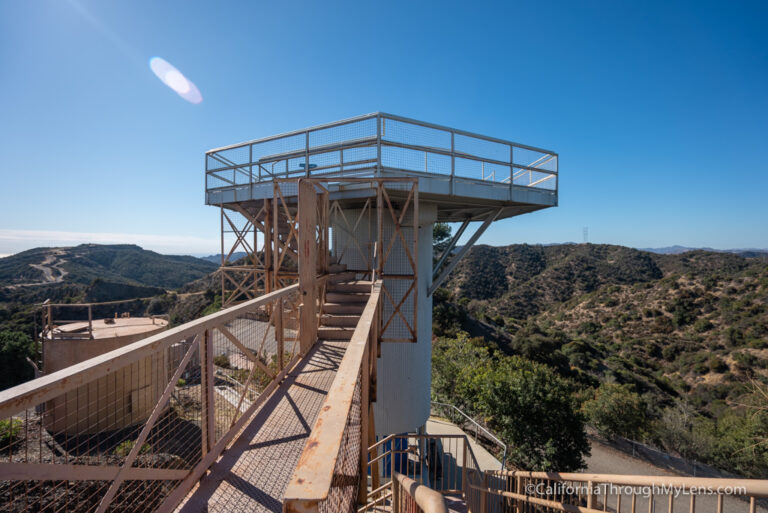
[{"left": 175, "top": 340, "right": 348, "bottom": 513}]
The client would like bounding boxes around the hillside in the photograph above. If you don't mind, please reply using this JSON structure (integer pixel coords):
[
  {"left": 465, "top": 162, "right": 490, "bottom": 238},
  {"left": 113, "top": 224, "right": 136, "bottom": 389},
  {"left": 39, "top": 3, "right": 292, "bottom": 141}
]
[
  {"left": 0, "top": 244, "right": 216, "bottom": 289},
  {"left": 0, "top": 244, "right": 219, "bottom": 338},
  {"left": 436, "top": 243, "right": 768, "bottom": 477}
]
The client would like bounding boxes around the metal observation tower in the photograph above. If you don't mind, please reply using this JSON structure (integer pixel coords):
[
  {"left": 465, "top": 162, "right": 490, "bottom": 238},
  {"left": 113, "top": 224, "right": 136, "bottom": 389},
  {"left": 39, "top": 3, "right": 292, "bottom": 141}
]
[
  {"left": 206, "top": 112, "right": 558, "bottom": 438},
  {"left": 3, "top": 113, "right": 763, "bottom": 512}
]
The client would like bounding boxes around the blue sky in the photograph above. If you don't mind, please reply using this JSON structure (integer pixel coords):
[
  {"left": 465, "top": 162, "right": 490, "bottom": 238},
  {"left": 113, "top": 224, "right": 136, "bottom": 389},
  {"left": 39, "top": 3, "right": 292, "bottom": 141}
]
[{"left": 1, "top": 0, "right": 766, "bottom": 256}]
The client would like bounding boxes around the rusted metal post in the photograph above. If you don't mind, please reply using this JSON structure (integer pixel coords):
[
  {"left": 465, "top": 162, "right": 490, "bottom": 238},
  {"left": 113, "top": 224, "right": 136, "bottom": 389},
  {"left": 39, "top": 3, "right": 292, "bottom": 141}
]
[
  {"left": 298, "top": 180, "right": 318, "bottom": 355},
  {"left": 587, "top": 480, "right": 596, "bottom": 509},
  {"left": 480, "top": 471, "right": 487, "bottom": 512},
  {"left": 88, "top": 305, "right": 93, "bottom": 339},
  {"left": 200, "top": 329, "right": 215, "bottom": 456},
  {"left": 272, "top": 185, "right": 280, "bottom": 291},
  {"left": 392, "top": 472, "right": 400, "bottom": 513},
  {"left": 264, "top": 198, "right": 273, "bottom": 294},
  {"left": 275, "top": 297, "right": 284, "bottom": 370},
  {"left": 515, "top": 476, "right": 523, "bottom": 513},
  {"left": 462, "top": 440, "right": 468, "bottom": 500},
  {"left": 358, "top": 339, "right": 371, "bottom": 504}
]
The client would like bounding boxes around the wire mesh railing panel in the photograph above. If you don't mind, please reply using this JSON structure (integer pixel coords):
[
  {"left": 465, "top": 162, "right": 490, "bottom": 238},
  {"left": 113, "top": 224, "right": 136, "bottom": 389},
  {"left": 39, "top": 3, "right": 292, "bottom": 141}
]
[
  {"left": 317, "top": 369, "right": 362, "bottom": 513},
  {"left": 209, "top": 288, "right": 301, "bottom": 446},
  {"left": 283, "top": 282, "right": 381, "bottom": 513},
  {"left": 0, "top": 284, "right": 301, "bottom": 513},
  {"left": 205, "top": 113, "right": 559, "bottom": 196},
  {"left": 309, "top": 117, "right": 377, "bottom": 150},
  {"left": 513, "top": 165, "right": 557, "bottom": 190},
  {"left": 330, "top": 204, "right": 374, "bottom": 274},
  {"left": 513, "top": 147, "right": 558, "bottom": 172},
  {"left": 454, "top": 132, "right": 510, "bottom": 163},
  {"left": 342, "top": 146, "right": 378, "bottom": 171},
  {"left": 0, "top": 338, "right": 202, "bottom": 513},
  {"left": 381, "top": 117, "right": 452, "bottom": 150}
]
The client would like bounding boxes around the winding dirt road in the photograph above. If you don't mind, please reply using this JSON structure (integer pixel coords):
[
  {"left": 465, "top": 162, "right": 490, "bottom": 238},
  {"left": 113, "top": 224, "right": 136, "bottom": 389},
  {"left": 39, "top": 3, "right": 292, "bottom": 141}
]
[{"left": 9, "top": 249, "right": 69, "bottom": 288}]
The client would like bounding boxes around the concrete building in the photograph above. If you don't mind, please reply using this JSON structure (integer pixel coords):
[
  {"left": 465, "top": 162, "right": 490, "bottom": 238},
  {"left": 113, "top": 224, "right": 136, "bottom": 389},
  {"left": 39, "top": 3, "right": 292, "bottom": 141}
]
[{"left": 42, "top": 314, "right": 168, "bottom": 435}]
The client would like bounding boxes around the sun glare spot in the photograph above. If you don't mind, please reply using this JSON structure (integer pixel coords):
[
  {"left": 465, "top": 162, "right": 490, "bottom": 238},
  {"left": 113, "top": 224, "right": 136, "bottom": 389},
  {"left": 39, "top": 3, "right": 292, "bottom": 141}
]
[{"left": 149, "top": 57, "right": 202, "bottom": 104}]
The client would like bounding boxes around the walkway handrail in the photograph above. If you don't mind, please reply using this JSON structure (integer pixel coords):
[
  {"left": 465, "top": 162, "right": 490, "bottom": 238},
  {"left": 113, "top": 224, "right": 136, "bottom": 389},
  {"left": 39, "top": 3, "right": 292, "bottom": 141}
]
[
  {"left": 487, "top": 470, "right": 768, "bottom": 496},
  {"left": 431, "top": 400, "right": 506, "bottom": 468},
  {"left": 0, "top": 283, "right": 305, "bottom": 513},
  {"left": 473, "top": 470, "right": 768, "bottom": 513},
  {"left": 0, "top": 284, "right": 299, "bottom": 419},
  {"left": 284, "top": 280, "right": 382, "bottom": 512},
  {"left": 392, "top": 472, "right": 448, "bottom": 513}
]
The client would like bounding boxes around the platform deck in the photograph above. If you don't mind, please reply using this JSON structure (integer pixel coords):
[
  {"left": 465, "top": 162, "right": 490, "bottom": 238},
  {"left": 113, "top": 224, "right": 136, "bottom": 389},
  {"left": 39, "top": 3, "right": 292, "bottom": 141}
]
[{"left": 176, "top": 340, "right": 347, "bottom": 513}]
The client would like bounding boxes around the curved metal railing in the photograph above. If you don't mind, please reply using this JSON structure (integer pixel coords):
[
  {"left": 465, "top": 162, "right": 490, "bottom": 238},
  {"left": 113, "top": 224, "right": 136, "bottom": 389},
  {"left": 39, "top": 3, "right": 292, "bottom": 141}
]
[{"left": 392, "top": 472, "right": 448, "bottom": 513}]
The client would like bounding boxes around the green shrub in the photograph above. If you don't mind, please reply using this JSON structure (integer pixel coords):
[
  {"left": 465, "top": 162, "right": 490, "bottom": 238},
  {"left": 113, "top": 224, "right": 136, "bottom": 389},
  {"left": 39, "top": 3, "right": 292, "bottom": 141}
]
[
  {"left": 0, "top": 418, "right": 22, "bottom": 447},
  {"left": 176, "top": 378, "right": 187, "bottom": 387},
  {"left": 433, "top": 335, "right": 589, "bottom": 471},
  {"left": 114, "top": 440, "right": 150, "bottom": 457},
  {"left": 0, "top": 330, "right": 35, "bottom": 391},
  {"left": 582, "top": 383, "right": 646, "bottom": 440},
  {"left": 213, "top": 354, "right": 231, "bottom": 369},
  {"left": 709, "top": 356, "right": 728, "bottom": 373}
]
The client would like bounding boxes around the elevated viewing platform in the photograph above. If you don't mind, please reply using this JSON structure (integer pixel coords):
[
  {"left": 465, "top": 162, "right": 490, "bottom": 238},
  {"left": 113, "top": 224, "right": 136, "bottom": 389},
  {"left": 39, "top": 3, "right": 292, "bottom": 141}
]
[{"left": 205, "top": 112, "right": 558, "bottom": 222}]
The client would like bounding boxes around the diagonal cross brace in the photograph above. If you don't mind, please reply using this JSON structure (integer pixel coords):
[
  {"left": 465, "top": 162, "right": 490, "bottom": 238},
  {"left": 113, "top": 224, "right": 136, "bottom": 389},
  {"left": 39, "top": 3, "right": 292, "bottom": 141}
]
[
  {"left": 427, "top": 208, "right": 505, "bottom": 297},
  {"left": 432, "top": 217, "right": 471, "bottom": 282}
]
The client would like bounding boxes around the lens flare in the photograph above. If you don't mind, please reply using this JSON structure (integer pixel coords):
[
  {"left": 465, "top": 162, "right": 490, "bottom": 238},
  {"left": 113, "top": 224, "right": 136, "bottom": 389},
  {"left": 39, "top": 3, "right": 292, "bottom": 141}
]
[{"left": 149, "top": 57, "right": 202, "bottom": 104}]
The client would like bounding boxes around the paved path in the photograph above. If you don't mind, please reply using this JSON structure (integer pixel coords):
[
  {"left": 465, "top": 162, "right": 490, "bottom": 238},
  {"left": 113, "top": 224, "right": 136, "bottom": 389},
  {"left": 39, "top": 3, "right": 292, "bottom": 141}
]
[
  {"left": 587, "top": 439, "right": 766, "bottom": 513},
  {"left": 425, "top": 417, "right": 503, "bottom": 471},
  {"left": 176, "top": 340, "right": 347, "bottom": 513}
]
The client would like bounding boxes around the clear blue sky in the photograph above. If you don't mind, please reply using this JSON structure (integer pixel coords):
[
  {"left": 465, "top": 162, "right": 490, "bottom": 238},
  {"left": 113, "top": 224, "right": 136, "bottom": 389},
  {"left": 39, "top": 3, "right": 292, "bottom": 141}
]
[{"left": 1, "top": 0, "right": 766, "bottom": 256}]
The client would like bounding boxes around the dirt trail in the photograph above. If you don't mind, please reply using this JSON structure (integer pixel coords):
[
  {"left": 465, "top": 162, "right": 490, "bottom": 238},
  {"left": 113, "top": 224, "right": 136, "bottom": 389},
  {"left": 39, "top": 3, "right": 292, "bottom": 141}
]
[{"left": 9, "top": 249, "right": 69, "bottom": 288}]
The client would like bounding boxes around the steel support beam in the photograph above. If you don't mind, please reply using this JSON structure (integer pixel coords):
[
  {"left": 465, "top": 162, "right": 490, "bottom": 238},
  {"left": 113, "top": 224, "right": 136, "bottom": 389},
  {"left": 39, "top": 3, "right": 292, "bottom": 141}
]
[
  {"left": 427, "top": 208, "right": 504, "bottom": 296},
  {"left": 432, "top": 217, "right": 471, "bottom": 282}
]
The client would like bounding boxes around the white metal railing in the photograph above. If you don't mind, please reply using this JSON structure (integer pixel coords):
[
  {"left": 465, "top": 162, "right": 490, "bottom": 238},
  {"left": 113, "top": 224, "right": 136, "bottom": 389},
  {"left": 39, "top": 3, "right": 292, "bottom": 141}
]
[{"left": 204, "top": 112, "right": 558, "bottom": 195}]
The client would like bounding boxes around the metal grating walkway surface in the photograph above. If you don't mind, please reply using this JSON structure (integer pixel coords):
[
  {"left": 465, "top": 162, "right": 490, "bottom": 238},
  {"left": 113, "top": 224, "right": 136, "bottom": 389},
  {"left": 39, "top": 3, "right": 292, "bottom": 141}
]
[{"left": 176, "top": 340, "right": 348, "bottom": 513}]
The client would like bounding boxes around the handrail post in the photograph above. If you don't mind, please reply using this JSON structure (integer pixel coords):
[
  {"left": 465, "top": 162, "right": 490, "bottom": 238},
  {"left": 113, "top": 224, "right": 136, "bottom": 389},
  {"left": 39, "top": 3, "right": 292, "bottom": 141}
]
[
  {"left": 462, "top": 440, "right": 468, "bottom": 500},
  {"left": 392, "top": 470, "right": 400, "bottom": 513},
  {"left": 358, "top": 337, "right": 371, "bottom": 505},
  {"left": 200, "top": 329, "right": 215, "bottom": 456},
  {"left": 480, "top": 471, "right": 487, "bottom": 512},
  {"left": 587, "top": 480, "right": 596, "bottom": 510},
  {"left": 275, "top": 298, "right": 284, "bottom": 371},
  {"left": 297, "top": 180, "right": 318, "bottom": 355},
  {"left": 88, "top": 305, "right": 93, "bottom": 339}
]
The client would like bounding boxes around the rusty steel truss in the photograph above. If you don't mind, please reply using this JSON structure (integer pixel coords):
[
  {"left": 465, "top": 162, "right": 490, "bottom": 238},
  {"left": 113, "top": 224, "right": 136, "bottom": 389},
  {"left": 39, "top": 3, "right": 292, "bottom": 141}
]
[{"left": 219, "top": 177, "right": 418, "bottom": 343}]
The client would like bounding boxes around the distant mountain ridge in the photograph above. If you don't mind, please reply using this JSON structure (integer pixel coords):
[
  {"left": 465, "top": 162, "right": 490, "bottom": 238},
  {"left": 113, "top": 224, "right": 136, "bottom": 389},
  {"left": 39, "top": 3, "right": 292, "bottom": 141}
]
[
  {"left": 0, "top": 244, "right": 217, "bottom": 290},
  {"left": 640, "top": 245, "right": 768, "bottom": 257},
  {"left": 199, "top": 252, "right": 246, "bottom": 264}
]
